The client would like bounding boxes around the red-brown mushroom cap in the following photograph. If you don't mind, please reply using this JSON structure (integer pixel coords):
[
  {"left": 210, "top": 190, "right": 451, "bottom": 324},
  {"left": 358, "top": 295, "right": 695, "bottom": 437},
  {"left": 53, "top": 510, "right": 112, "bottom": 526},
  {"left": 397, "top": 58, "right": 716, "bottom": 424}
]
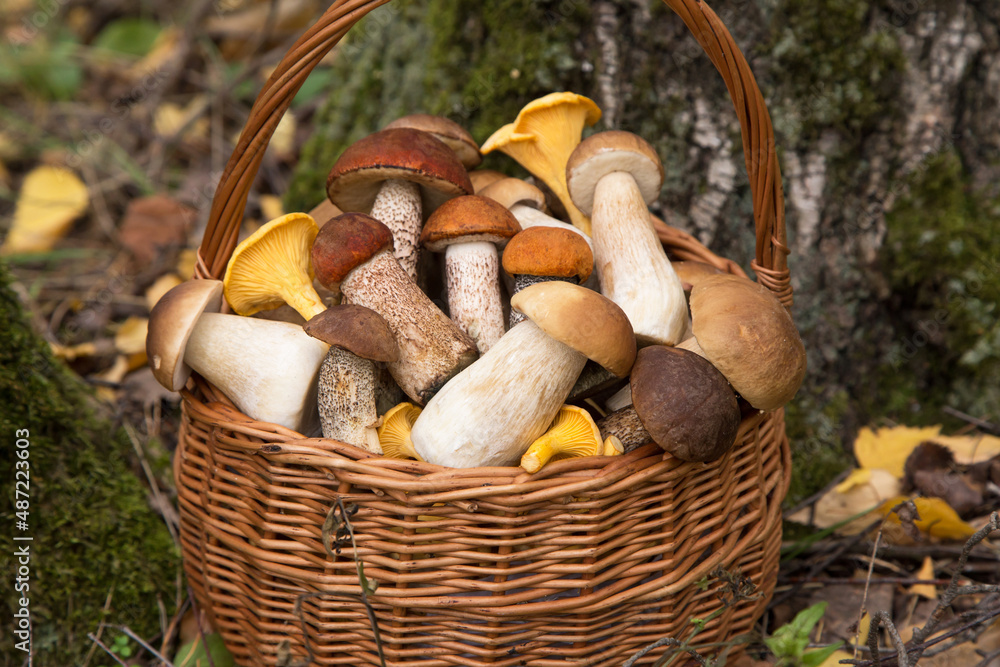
[
  {"left": 502, "top": 226, "right": 593, "bottom": 283},
  {"left": 420, "top": 195, "right": 521, "bottom": 252},
  {"left": 311, "top": 213, "right": 394, "bottom": 288},
  {"left": 326, "top": 128, "right": 473, "bottom": 213},
  {"left": 384, "top": 114, "right": 482, "bottom": 169},
  {"left": 304, "top": 304, "right": 400, "bottom": 363}
]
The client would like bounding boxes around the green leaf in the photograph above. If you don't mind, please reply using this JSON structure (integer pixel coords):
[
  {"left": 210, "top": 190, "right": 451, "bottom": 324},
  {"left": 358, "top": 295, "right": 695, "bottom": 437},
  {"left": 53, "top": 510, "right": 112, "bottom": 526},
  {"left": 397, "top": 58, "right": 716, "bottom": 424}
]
[
  {"left": 765, "top": 602, "right": 829, "bottom": 660},
  {"left": 802, "top": 642, "right": 845, "bottom": 667},
  {"left": 173, "top": 633, "right": 235, "bottom": 667},
  {"left": 92, "top": 19, "right": 162, "bottom": 58}
]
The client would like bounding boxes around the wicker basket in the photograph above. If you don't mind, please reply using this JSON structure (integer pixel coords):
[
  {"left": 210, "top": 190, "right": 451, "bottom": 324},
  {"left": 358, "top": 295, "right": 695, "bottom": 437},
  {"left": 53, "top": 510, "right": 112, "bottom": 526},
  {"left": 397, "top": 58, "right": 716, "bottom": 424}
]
[{"left": 178, "top": 1, "right": 795, "bottom": 665}]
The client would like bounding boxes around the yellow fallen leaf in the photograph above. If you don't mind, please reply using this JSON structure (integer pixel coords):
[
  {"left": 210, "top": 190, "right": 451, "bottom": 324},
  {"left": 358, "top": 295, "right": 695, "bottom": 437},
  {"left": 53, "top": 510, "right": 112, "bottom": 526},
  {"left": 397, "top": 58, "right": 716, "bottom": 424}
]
[
  {"left": 95, "top": 355, "right": 129, "bottom": 403},
  {"left": 1, "top": 166, "right": 89, "bottom": 255},
  {"left": 145, "top": 273, "right": 183, "bottom": 310},
  {"left": 51, "top": 341, "right": 100, "bottom": 360},
  {"left": 879, "top": 496, "right": 976, "bottom": 543},
  {"left": 176, "top": 249, "right": 198, "bottom": 280},
  {"left": 259, "top": 194, "right": 285, "bottom": 222},
  {"left": 153, "top": 101, "right": 208, "bottom": 140},
  {"left": 910, "top": 556, "right": 937, "bottom": 600},
  {"left": 853, "top": 425, "right": 942, "bottom": 477},
  {"left": 929, "top": 434, "right": 1000, "bottom": 466},
  {"left": 114, "top": 316, "right": 149, "bottom": 356},
  {"left": 129, "top": 26, "right": 182, "bottom": 79},
  {"left": 817, "top": 649, "right": 852, "bottom": 667},
  {"left": 787, "top": 468, "right": 900, "bottom": 533},
  {"left": 267, "top": 113, "right": 296, "bottom": 161}
]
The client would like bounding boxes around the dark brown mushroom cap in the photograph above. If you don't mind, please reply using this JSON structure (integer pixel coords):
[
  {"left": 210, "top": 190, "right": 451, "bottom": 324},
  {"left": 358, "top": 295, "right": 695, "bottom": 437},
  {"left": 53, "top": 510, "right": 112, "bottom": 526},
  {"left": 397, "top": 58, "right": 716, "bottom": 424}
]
[
  {"left": 420, "top": 195, "right": 521, "bottom": 252},
  {"left": 630, "top": 345, "right": 741, "bottom": 462},
  {"left": 384, "top": 114, "right": 482, "bottom": 169},
  {"left": 326, "top": 128, "right": 473, "bottom": 213},
  {"left": 565, "top": 130, "right": 665, "bottom": 216},
  {"left": 146, "top": 279, "right": 224, "bottom": 391},
  {"left": 311, "top": 213, "right": 394, "bottom": 288},
  {"left": 304, "top": 304, "right": 400, "bottom": 363},
  {"left": 689, "top": 273, "right": 807, "bottom": 411},
  {"left": 502, "top": 226, "right": 593, "bottom": 282}
]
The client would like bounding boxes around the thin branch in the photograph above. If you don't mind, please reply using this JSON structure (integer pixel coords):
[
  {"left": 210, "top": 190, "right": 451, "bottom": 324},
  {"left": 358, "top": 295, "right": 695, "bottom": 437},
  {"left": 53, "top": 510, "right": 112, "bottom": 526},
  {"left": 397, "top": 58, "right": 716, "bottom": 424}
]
[{"left": 868, "top": 611, "right": 910, "bottom": 667}]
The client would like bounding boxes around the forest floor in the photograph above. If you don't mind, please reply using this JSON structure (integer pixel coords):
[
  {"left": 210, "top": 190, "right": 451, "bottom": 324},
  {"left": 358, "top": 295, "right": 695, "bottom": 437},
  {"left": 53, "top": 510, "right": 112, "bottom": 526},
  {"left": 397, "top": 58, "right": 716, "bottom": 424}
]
[{"left": 1, "top": 1, "right": 998, "bottom": 666}]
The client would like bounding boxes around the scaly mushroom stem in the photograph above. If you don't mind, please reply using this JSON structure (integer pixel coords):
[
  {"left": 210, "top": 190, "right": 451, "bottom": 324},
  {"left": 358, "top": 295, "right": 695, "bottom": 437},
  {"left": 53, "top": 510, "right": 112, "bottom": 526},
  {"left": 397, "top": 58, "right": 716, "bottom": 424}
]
[
  {"left": 597, "top": 407, "right": 652, "bottom": 453},
  {"left": 317, "top": 347, "right": 381, "bottom": 453},
  {"left": 592, "top": 171, "right": 687, "bottom": 345},
  {"left": 369, "top": 178, "right": 422, "bottom": 281},
  {"left": 412, "top": 320, "right": 587, "bottom": 468},
  {"left": 445, "top": 242, "right": 506, "bottom": 353},
  {"left": 509, "top": 274, "right": 574, "bottom": 327}
]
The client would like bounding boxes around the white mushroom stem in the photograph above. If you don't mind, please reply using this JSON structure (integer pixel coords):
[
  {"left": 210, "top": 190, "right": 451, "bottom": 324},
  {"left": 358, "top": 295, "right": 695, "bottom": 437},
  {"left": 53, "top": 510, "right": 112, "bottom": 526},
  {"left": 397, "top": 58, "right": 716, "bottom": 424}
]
[
  {"left": 185, "top": 313, "right": 328, "bottom": 433},
  {"left": 411, "top": 320, "right": 587, "bottom": 468},
  {"left": 510, "top": 205, "right": 593, "bottom": 250},
  {"left": 445, "top": 241, "right": 505, "bottom": 354},
  {"left": 317, "top": 347, "right": 382, "bottom": 453},
  {"left": 605, "top": 383, "right": 633, "bottom": 413},
  {"left": 369, "top": 178, "right": 422, "bottom": 281},
  {"left": 591, "top": 171, "right": 687, "bottom": 345}
]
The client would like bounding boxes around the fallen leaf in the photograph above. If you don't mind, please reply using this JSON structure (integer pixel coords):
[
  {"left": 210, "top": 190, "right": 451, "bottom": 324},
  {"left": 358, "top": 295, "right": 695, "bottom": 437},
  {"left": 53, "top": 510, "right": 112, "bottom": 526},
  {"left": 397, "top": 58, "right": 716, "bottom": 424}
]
[
  {"left": 787, "top": 468, "right": 900, "bottom": 533},
  {"left": 153, "top": 100, "right": 209, "bottom": 141},
  {"left": 853, "top": 425, "right": 942, "bottom": 478},
  {"left": 94, "top": 355, "right": 129, "bottom": 402},
  {"left": 145, "top": 273, "right": 183, "bottom": 310},
  {"left": 118, "top": 195, "right": 194, "bottom": 265},
  {"left": 817, "top": 649, "right": 852, "bottom": 667},
  {"left": 129, "top": 26, "right": 182, "bottom": 79},
  {"left": 911, "top": 469, "right": 982, "bottom": 516},
  {"left": 1, "top": 166, "right": 89, "bottom": 255},
  {"left": 114, "top": 316, "right": 148, "bottom": 356},
  {"left": 909, "top": 556, "right": 937, "bottom": 600},
  {"left": 259, "top": 194, "right": 285, "bottom": 222},
  {"left": 878, "top": 496, "right": 977, "bottom": 544},
  {"left": 176, "top": 248, "right": 198, "bottom": 280},
  {"left": 930, "top": 434, "right": 1000, "bottom": 466},
  {"left": 267, "top": 112, "right": 296, "bottom": 161},
  {"left": 122, "top": 367, "right": 180, "bottom": 408}
]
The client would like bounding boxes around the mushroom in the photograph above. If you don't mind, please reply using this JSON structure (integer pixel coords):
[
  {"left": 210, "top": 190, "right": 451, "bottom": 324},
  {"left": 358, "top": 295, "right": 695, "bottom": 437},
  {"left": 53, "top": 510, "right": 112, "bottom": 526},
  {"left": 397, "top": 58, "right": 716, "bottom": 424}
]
[
  {"left": 384, "top": 114, "right": 482, "bottom": 169},
  {"left": 303, "top": 305, "right": 400, "bottom": 453},
  {"left": 223, "top": 212, "right": 327, "bottom": 321},
  {"left": 146, "top": 279, "right": 327, "bottom": 433},
  {"left": 481, "top": 92, "right": 602, "bottom": 234},
  {"left": 501, "top": 225, "right": 593, "bottom": 327},
  {"left": 421, "top": 195, "right": 521, "bottom": 353},
  {"left": 675, "top": 273, "right": 807, "bottom": 411},
  {"left": 597, "top": 345, "right": 741, "bottom": 462},
  {"left": 520, "top": 405, "right": 605, "bottom": 473},
  {"left": 566, "top": 131, "right": 687, "bottom": 346},
  {"left": 410, "top": 281, "right": 635, "bottom": 468},
  {"left": 311, "top": 212, "right": 478, "bottom": 405},
  {"left": 377, "top": 402, "right": 423, "bottom": 460},
  {"left": 479, "top": 177, "right": 593, "bottom": 250},
  {"left": 469, "top": 169, "right": 509, "bottom": 194},
  {"left": 326, "top": 127, "right": 472, "bottom": 280},
  {"left": 672, "top": 260, "right": 724, "bottom": 292}
]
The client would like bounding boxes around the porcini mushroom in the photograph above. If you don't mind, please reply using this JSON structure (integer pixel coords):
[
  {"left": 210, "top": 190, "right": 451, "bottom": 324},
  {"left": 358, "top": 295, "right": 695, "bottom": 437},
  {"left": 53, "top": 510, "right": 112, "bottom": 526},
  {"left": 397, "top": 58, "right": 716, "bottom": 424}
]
[
  {"left": 223, "top": 212, "right": 326, "bottom": 321},
  {"left": 326, "top": 128, "right": 472, "bottom": 280},
  {"left": 676, "top": 273, "right": 807, "bottom": 411},
  {"left": 502, "top": 225, "right": 593, "bottom": 327},
  {"left": 303, "top": 305, "right": 400, "bottom": 453},
  {"left": 410, "top": 281, "right": 635, "bottom": 468},
  {"left": 597, "top": 345, "right": 741, "bottom": 462},
  {"left": 384, "top": 114, "right": 482, "bottom": 169},
  {"left": 377, "top": 402, "right": 423, "bottom": 460},
  {"left": 566, "top": 131, "right": 687, "bottom": 346},
  {"left": 469, "top": 169, "right": 508, "bottom": 194},
  {"left": 311, "top": 213, "right": 478, "bottom": 405},
  {"left": 421, "top": 195, "right": 521, "bottom": 353},
  {"left": 479, "top": 177, "right": 592, "bottom": 250},
  {"left": 147, "top": 279, "right": 327, "bottom": 433},
  {"left": 520, "top": 405, "right": 604, "bottom": 473},
  {"left": 481, "top": 92, "right": 602, "bottom": 234}
]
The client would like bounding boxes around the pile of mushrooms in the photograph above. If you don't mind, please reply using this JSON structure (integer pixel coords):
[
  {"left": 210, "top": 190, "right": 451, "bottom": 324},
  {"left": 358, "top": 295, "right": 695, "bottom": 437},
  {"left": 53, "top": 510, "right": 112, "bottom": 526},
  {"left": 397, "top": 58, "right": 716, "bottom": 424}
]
[{"left": 147, "top": 94, "right": 806, "bottom": 471}]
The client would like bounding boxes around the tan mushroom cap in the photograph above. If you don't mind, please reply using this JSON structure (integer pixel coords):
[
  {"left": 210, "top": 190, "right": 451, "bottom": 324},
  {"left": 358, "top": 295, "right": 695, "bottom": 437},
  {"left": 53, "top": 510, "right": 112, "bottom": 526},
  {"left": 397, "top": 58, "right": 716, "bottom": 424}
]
[
  {"left": 146, "top": 279, "right": 223, "bottom": 391},
  {"left": 502, "top": 226, "right": 593, "bottom": 282},
  {"left": 511, "top": 281, "right": 636, "bottom": 377},
  {"left": 478, "top": 177, "right": 548, "bottom": 212},
  {"left": 326, "top": 128, "right": 473, "bottom": 213},
  {"left": 689, "top": 274, "right": 807, "bottom": 411},
  {"left": 311, "top": 213, "right": 395, "bottom": 288},
  {"left": 304, "top": 304, "right": 400, "bottom": 363},
  {"left": 420, "top": 195, "right": 521, "bottom": 252},
  {"left": 469, "top": 169, "right": 508, "bottom": 194},
  {"left": 630, "top": 345, "right": 740, "bottom": 462},
  {"left": 566, "top": 131, "right": 665, "bottom": 217},
  {"left": 672, "top": 260, "right": 724, "bottom": 291},
  {"left": 384, "top": 114, "right": 482, "bottom": 169}
]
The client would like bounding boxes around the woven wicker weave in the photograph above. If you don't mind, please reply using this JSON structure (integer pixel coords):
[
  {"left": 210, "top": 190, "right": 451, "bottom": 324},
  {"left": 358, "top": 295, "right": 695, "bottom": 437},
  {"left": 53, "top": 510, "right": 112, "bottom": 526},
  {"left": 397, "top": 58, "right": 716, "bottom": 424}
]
[{"left": 178, "top": 1, "right": 795, "bottom": 665}]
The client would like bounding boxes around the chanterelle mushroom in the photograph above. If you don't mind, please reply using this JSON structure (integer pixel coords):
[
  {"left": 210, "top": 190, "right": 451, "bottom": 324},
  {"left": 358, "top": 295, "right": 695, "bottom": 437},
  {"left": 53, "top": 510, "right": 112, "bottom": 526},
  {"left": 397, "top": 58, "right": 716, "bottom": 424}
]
[
  {"left": 566, "top": 131, "right": 687, "bottom": 346},
  {"left": 384, "top": 114, "right": 482, "bottom": 169},
  {"left": 147, "top": 279, "right": 327, "bottom": 433},
  {"left": 223, "top": 212, "right": 327, "bottom": 321},
  {"left": 311, "top": 212, "right": 478, "bottom": 405},
  {"left": 410, "top": 281, "right": 635, "bottom": 468},
  {"left": 421, "top": 195, "right": 521, "bottom": 353},
  {"left": 597, "top": 345, "right": 740, "bottom": 462},
  {"left": 304, "top": 305, "right": 400, "bottom": 453},
  {"left": 520, "top": 405, "right": 605, "bottom": 473},
  {"left": 481, "top": 92, "right": 601, "bottom": 235},
  {"left": 502, "top": 226, "right": 593, "bottom": 327},
  {"left": 676, "top": 273, "right": 807, "bottom": 411},
  {"left": 326, "top": 128, "right": 472, "bottom": 281}
]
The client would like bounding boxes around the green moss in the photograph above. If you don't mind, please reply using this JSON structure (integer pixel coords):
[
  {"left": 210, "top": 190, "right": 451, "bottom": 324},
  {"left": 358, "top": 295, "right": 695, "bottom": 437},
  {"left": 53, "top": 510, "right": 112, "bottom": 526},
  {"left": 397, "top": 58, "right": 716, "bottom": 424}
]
[
  {"left": 767, "top": 0, "right": 905, "bottom": 143},
  {"left": 784, "top": 391, "right": 853, "bottom": 506},
  {"left": 0, "top": 261, "right": 180, "bottom": 666}
]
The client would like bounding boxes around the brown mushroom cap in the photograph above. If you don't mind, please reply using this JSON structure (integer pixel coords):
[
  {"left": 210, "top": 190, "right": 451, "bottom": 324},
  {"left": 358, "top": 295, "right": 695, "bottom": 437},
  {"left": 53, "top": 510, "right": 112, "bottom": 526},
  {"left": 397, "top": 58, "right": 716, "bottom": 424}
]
[
  {"left": 384, "top": 114, "right": 482, "bottom": 169},
  {"left": 672, "top": 260, "right": 724, "bottom": 291},
  {"left": 502, "top": 226, "right": 593, "bottom": 282},
  {"left": 478, "top": 177, "right": 547, "bottom": 212},
  {"left": 511, "top": 281, "right": 636, "bottom": 377},
  {"left": 468, "top": 169, "right": 509, "bottom": 194},
  {"left": 565, "top": 130, "right": 665, "bottom": 216},
  {"left": 304, "top": 304, "right": 400, "bottom": 363},
  {"left": 689, "top": 274, "right": 807, "bottom": 410},
  {"left": 146, "top": 279, "right": 224, "bottom": 391},
  {"left": 311, "top": 213, "right": 394, "bottom": 288},
  {"left": 630, "top": 345, "right": 740, "bottom": 462},
  {"left": 326, "top": 128, "right": 473, "bottom": 213},
  {"left": 420, "top": 195, "right": 521, "bottom": 252}
]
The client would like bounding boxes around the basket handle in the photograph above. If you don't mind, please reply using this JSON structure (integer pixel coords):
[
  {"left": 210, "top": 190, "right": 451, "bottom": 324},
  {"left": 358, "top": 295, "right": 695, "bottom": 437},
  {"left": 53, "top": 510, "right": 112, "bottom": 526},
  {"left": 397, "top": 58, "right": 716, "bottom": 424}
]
[{"left": 197, "top": 0, "right": 792, "bottom": 306}]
